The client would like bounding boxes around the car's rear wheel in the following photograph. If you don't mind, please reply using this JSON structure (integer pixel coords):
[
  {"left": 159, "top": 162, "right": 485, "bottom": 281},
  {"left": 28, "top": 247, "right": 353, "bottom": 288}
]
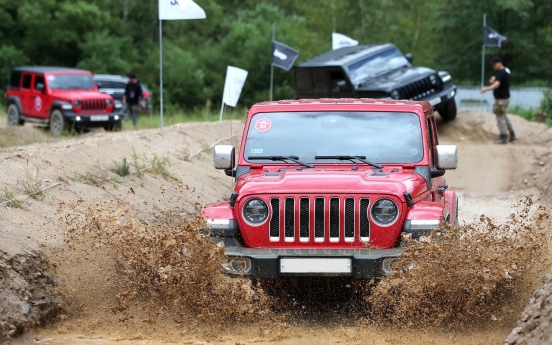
[
  {"left": 49, "top": 109, "right": 68, "bottom": 136},
  {"left": 7, "top": 104, "right": 24, "bottom": 126},
  {"left": 438, "top": 98, "right": 457, "bottom": 121}
]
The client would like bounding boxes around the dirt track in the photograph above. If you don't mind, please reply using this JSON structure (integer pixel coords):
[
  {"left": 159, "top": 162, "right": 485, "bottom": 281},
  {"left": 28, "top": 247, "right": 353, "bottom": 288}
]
[{"left": 2, "top": 110, "right": 552, "bottom": 345}]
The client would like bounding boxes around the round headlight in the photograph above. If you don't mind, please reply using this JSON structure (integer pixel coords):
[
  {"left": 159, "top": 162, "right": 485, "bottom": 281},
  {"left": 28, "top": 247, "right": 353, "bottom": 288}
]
[
  {"left": 390, "top": 90, "right": 401, "bottom": 100},
  {"left": 73, "top": 100, "right": 81, "bottom": 107},
  {"left": 106, "top": 99, "right": 113, "bottom": 107},
  {"left": 371, "top": 198, "right": 399, "bottom": 226},
  {"left": 429, "top": 74, "right": 438, "bottom": 85},
  {"left": 242, "top": 198, "right": 268, "bottom": 225}
]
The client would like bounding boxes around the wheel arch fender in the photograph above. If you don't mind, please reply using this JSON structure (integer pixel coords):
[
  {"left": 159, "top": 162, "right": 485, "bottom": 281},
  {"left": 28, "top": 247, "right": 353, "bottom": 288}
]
[
  {"left": 443, "top": 190, "right": 458, "bottom": 226},
  {"left": 6, "top": 96, "right": 23, "bottom": 114},
  {"left": 403, "top": 201, "right": 447, "bottom": 238},
  {"left": 50, "top": 101, "right": 72, "bottom": 114}
]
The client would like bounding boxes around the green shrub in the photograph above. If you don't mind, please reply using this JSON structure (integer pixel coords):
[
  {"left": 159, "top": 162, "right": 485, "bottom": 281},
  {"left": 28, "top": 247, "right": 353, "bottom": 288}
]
[{"left": 112, "top": 157, "right": 130, "bottom": 177}]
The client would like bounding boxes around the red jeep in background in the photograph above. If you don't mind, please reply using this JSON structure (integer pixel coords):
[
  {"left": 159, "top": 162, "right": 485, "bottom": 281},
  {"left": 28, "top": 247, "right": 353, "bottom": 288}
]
[
  {"left": 5, "top": 67, "right": 123, "bottom": 136},
  {"left": 202, "top": 99, "right": 458, "bottom": 279}
]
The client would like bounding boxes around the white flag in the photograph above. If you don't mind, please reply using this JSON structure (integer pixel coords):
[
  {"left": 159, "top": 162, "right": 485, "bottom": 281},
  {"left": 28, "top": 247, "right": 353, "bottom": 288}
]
[
  {"left": 332, "top": 33, "right": 359, "bottom": 50},
  {"left": 222, "top": 66, "right": 248, "bottom": 107},
  {"left": 159, "top": 0, "right": 206, "bottom": 20}
]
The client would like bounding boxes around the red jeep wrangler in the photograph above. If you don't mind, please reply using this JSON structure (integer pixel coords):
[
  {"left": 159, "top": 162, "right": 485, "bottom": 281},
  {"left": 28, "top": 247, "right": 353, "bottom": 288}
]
[
  {"left": 5, "top": 67, "right": 123, "bottom": 136},
  {"left": 202, "top": 99, "right": 458, "bottom": 279}
]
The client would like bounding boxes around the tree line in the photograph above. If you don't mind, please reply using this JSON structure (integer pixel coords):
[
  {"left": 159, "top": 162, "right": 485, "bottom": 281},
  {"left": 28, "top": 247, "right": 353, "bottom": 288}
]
[{"left": 0, "top": 0, "right": 550, "bottom": 111}]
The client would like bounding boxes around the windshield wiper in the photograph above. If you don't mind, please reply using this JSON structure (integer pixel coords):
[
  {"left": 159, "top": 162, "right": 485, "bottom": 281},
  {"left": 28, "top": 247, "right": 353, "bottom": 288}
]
[
  {"left": 248, "top": 155, "right": 314, "bottom": 169},
  {"left": 315, "top": 155, "right": 383, "bottom": 169}
]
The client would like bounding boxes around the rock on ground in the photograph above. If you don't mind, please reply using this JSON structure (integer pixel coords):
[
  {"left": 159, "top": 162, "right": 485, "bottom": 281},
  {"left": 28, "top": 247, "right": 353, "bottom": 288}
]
[
  {"left": 505, "top": 274, "right": 552, "bottom": 345},
  {"left": 0, "top": 229, "right": 64, "bottom": 341}
]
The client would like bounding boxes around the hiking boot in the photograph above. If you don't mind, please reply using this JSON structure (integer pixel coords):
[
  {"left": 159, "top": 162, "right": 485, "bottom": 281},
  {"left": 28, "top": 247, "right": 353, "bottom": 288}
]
[
  {"left": 495, "top": 134, "right": 508, "bottom": 144},
  {"left": 509, "top": 131, "right": 517, "bottom": 142}
]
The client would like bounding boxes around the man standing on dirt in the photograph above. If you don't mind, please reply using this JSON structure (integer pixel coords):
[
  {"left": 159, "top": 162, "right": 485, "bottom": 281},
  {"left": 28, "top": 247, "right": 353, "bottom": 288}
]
[
  {"left": 123, "top": 73, "right": 145, "bottom": 130},
  {"left": 481, "top": 57, "right": 516, "bottom": 144}
]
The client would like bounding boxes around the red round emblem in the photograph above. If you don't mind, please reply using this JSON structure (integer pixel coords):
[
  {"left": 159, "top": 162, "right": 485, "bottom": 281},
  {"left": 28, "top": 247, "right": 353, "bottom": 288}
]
[
  {"left": 35, "top": 96, "right": 43, "bottom": 111},
  {"left": 254, "top": 118, "right": 272, "bottom": 132}
]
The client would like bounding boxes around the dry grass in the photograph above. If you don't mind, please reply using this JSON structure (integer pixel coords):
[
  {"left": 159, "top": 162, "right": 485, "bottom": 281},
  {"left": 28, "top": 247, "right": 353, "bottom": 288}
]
[{"left": 0, "top": 110, "right": 58, "bottom": 148}]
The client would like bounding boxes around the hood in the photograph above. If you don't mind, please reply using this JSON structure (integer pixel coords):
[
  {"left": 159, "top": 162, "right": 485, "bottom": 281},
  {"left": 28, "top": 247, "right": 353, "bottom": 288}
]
[
  {"left": 234, "top": 167, "right": 428, "bottom": 200},
  {"left": 356, "top": 66, "right": 434, "bottom": 91},
  {"left": 50, "top": 89, "right": 112, "bottom": 101}
]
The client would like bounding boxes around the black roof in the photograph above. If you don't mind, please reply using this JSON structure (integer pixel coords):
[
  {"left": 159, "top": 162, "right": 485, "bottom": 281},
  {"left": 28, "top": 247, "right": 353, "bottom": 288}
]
[
  {"left": 296, "top": 44, "right": 394, "bottom": 68},
  {"left": 12, "top": 66, "right": 89, "bottom": 74}
]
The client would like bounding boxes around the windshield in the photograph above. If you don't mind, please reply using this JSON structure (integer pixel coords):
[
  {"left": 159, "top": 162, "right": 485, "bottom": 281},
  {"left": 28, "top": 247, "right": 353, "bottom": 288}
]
[
  {"left": 47, "top": 74, "right": 96, "bottom": 90},
  {"left": 347, "top": 48, "right": 409, "bottom": 85},
  {"left": 245, "top": 111, "right": 424, "bottom": 165}
]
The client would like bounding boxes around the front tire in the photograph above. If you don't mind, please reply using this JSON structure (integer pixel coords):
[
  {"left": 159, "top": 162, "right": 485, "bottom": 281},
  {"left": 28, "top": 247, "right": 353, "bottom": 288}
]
[
  {"left": 104, "top": 120, "right": 122, "bottom": 132},
  {"left": 49, "top": 109, "right": 68, "bottom": 136},
  {"left": 438, "top": 98, "right": 457, "bottom": 121},
  {"left": 7, "top": 104, "right": 24, "bottom": 126}
]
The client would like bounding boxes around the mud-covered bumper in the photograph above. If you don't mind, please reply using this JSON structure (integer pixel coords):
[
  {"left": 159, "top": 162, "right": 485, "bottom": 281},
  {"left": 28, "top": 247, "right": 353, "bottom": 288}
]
[
  {"left": 421, "top": 84, "right": 457, "bottom": 109},
  {"left": 212, "top": 237, "right": 401, "bottom": 279}
]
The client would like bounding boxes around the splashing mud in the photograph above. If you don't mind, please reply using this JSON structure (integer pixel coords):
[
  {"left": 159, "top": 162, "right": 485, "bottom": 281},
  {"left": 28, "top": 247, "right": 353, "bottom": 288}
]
[
  {"left": 47, "top": 196, "right": 550, "bottom": 343},
  {"left": 367, "top": 197, "right": 550, "bottom": 329},
  {"left": 60, "top": 200, "right": 270, "bottom": 320}
]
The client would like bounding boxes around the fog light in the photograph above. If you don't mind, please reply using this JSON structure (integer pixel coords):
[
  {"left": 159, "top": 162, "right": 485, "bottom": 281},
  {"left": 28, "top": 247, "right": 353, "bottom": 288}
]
[
  {"left": 222, "top": 257, "right": 251, "bottom": 275},
  {"left": 382, "top": 258, "right": 396, "bottom": 276},
  {"left": 75, "top": 116, "right": 81, "bottom": 122},
  {"left": 114, "top": 115, "right": 119, "bottom": 120},
  {"left": 449, "top": 90, "right": 456, "bottom": 98}
]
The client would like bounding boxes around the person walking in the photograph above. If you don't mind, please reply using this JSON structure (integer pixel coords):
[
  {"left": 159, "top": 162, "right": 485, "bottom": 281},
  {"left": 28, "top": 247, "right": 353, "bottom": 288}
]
[
  {"left": 123, "top": 72, "right": 145, "bottom": 129},
  {"left": 481, "top": 57, "right": 516, "bottom": 144}
]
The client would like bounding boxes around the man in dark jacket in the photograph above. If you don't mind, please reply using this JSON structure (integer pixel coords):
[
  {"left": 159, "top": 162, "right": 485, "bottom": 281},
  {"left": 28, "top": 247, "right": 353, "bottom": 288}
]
[
  {"left": 480, "top": 57, "right": 516, "bottom": 144},
  {"left": 123, "top": 72, "right": 145, "bottom": 129}
]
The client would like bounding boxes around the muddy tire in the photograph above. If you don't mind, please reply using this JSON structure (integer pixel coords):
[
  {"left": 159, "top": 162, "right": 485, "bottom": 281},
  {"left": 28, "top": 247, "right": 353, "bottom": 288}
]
[
  {"left": 49, "top": 109, "right": 68, "bottom": 136},
  {"left": 7, "top": 104, "right": 24, "bottom": 126},
  {"left": 438, "top": 98, "right": 457, "bottom": 121},
  {"left": 104, "top": 120, "right": 122, "bottom": 132}
]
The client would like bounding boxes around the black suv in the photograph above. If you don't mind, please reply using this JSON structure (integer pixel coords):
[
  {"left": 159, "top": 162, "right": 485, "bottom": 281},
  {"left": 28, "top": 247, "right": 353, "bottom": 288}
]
[
  {"left": 93, "top": 74, "right": 153, "bottom": 114},
  {"left": 293, "top": 44, "right": 458, "bottom": 121}
]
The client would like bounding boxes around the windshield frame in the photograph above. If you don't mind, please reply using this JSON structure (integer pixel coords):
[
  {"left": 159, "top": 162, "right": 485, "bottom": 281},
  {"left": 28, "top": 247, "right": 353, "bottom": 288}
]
[
  {"left": 241, "top": 110, "right": 428, "bottom": 167},
  {"left": 45, "top": 72, "right": 97, "bottom": 91}
]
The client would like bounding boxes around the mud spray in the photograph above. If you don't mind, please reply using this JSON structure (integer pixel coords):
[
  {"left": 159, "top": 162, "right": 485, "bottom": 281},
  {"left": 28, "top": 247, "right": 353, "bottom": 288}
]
[{"left": 48, "top": 195, "right": 550, "bottom": 343}]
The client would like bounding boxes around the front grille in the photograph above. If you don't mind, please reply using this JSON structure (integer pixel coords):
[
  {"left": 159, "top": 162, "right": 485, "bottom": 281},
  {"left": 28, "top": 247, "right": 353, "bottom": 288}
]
[
  {"left": 81, "top": 99, "right": 107, "bottom": 111},
  {"left": 269, "top": 199, "right": 280, "bottom": 240},
  {"left": 398, "top": 75, "right": 442, "bottom": 101},
  {"left": 269, "top": 196, "right": 370, "bottom": 243}
]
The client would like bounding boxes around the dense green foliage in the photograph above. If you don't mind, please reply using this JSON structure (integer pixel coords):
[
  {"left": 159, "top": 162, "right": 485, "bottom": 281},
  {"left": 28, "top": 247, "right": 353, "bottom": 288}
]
[{"left": 0, "top": 0, "right": 550, "bottom": 111}]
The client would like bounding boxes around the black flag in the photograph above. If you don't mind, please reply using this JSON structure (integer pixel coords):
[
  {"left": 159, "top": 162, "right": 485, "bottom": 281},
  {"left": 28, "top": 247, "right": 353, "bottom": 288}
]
[
  {"left": 483, "top": 26, "right": 506, "bottom": 48},
  {"left": 272, "top": 41, "right": 299, "bottom": 71}
]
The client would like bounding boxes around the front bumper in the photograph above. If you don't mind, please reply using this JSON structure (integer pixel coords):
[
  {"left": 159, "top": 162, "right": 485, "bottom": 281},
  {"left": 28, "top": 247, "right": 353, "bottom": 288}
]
[
  {"left": 420, "top": 83, "right": 457, "bottom": 108},
  {"left": 62, "top": 109, "right": 125, "bottom": 127},
  {"left": 213, "top": 237, "right": 401, "bottom": 279}
]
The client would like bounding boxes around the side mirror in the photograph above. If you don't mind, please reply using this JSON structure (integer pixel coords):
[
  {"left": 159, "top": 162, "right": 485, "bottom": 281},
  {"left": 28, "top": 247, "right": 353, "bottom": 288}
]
[
  {"left": 436, "top": 145, "right": 458, "bottom": 170},
  {"left": 405, "top": 53, "right": 413, "bottom": 63},
  {"left": 36, "top": 83, "right": 45, "bottom": 92},
  {"left": 214, "top": 145, "right": 235, "bottom": 170}
]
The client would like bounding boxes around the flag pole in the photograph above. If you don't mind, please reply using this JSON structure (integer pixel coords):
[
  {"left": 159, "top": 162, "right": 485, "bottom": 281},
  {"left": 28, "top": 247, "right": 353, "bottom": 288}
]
[
  {"left": 159, "top": 19, "right": 164, "bottom": 133},
  {"left": 481, "top": 13, "right": 486, "bottom": 111},
  {"left": 270, "top": 22, "right": 275, "bottom": 101}
]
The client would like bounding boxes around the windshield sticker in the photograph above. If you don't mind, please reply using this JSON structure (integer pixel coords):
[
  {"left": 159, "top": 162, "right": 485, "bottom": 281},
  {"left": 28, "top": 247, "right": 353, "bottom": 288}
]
[
  {"left": 47, "top": 75, "right": 55, "bottom": 81},
  {"left": 251, "top": 149, "right": 264, "bottom": 154},
  {"left": 254, "top": 118, "right": 272, "bottom": 132},
  {"left": 410, "top": 148, "right": 418, "bottom": 155}
]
